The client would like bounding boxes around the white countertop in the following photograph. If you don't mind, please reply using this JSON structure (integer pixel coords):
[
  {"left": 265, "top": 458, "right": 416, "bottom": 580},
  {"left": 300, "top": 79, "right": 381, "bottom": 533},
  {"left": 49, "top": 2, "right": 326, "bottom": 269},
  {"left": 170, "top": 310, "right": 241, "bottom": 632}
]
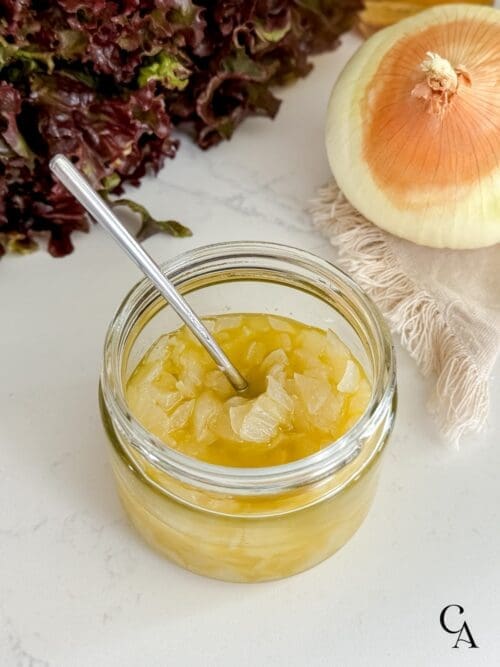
[{"left": 1, "top": 30, "right": 499, "bottom": 667}]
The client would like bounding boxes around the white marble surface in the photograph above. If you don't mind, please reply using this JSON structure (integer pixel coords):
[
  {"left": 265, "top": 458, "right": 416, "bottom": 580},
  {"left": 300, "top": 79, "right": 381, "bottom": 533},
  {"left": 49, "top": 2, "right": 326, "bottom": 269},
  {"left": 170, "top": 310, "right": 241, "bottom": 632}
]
[{"left": 1, "top": 30, "right": 499, "bottom": 667}]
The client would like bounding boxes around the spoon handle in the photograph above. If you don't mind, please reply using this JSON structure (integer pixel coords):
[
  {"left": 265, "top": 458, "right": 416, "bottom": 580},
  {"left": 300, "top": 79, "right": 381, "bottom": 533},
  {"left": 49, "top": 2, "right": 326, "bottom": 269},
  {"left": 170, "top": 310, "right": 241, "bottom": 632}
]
[{"left": 50, "top": 155, "right": 247, "bottom": 392}]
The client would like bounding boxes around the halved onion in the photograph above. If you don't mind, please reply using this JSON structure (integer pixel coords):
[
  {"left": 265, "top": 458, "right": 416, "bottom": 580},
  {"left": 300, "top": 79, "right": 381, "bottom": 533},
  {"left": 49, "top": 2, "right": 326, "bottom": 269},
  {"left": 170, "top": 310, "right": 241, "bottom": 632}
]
[{"left": 326, "top": 4, "right": 500, "bottom": 248}]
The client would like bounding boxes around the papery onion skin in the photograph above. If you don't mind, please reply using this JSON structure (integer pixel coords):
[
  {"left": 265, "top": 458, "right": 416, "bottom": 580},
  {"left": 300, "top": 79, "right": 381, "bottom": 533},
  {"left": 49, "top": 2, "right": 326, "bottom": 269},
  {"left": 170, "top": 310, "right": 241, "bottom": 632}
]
[
  {"left": 357, "top": 0, "right": 493, "bottom": 37},
  {"left": 326, "top": 4, "right": 500, "bottom": 249}
]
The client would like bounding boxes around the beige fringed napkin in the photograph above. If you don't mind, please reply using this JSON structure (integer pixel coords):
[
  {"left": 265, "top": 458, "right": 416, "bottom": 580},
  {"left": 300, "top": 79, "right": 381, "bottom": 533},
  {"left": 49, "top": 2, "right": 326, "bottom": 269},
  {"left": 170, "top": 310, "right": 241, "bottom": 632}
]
[{"left": 311, "top": 181, "right": 500, "bottom": 444}]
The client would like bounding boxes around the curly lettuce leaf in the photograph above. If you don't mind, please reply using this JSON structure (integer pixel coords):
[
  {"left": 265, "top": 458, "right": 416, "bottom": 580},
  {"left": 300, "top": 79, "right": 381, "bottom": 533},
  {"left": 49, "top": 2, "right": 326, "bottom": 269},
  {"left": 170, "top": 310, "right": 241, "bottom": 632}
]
[
  {"left": 0, "top": 36, "right": 54, "bottom": 73},
  {"left": 137, "top": 51, "right": 191, "bottom": 90},
  {"left": 0, "top": 82, "right": 34, "bottom": 161},
  {"left": 0, "top": 0, "right": 360, "bottom": 258}
]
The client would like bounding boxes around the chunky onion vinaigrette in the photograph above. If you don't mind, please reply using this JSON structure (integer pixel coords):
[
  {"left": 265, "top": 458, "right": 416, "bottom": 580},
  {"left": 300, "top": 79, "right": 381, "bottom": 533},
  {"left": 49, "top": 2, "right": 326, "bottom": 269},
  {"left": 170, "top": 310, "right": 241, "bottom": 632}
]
[
  {"left": 100, "top": 243, "right": 396, "bottom": 581},
  {"left": 126, "top": 314, "right": 371, "bottom": 467}
]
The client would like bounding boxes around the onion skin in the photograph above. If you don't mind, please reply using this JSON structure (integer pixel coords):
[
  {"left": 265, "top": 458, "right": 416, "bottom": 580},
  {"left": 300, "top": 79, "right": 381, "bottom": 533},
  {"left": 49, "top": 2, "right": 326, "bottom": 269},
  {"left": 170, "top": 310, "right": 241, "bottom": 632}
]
[
  {"left": 326, "top": 4, "right": 500, "bottom": 249},
  {"left": 357, "top": 0, "right": 493, "bottom": 37}
]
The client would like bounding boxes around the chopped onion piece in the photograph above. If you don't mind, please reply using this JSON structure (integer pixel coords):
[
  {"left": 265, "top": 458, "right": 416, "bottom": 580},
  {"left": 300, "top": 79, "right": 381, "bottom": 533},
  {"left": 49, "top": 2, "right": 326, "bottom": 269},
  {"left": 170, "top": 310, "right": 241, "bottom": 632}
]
[
  {"left": 237, "top": 397, "right": 282, "bottom": 443},
  {"left": 213, "top": 315, "right": 243, "bottom": 333},
  {"left": 299, "top": 329, "right": 326, "bottom": 355},
  {"left": 166, "top": 400, "right": 194, "bottom": 432},
  {"left": 193, "top": 392, "right": 221, "bottom": 444},
  {"left": 268, "top": 316, "right": 294, "bottom": 332},
  {"left": 267, "top": 376, "right": 293, "bottom": 412},
  {"left": 326, "top": 329, "right": 350, "bottom": 360},
  {"left": 144, "top": 334, "right": 172, "bottom": 363},
  {"left": 229, "top": 403, "right": 252, "bottom": 438},
  {"left": 202, "top": 318, "right": 215, "bottom": 333},
  {"left": 294, "top": 373, "right": 331, "bottom": 415},
  {"left": 246, "top": 341, "right": 266, "bottom": 365},
  {"left": 262, "top": 348, "right": 288, "bottom": 371},
  {"left": 348, "top": 378, "right": 371, "bottom": 414},
  {"left": 337, "top": 360, "right": 360, "bottom": 394},
  {"left": 204, "top": 369, "right": 234, "bottom": 398}
]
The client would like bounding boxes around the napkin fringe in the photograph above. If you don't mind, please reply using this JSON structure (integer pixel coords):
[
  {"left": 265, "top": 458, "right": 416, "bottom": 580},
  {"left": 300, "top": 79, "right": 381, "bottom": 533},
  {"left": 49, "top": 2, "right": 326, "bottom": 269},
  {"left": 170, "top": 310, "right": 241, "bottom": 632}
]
[{"left": 310, "top": 182, "right": 488, "bottom": 444}]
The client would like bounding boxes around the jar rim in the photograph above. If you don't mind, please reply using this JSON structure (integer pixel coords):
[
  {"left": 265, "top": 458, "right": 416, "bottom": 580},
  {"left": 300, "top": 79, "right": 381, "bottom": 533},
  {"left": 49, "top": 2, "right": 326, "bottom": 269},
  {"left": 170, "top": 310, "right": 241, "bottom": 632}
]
[{"left": 101, "top": 241, "right": 396, "bottom": 494}]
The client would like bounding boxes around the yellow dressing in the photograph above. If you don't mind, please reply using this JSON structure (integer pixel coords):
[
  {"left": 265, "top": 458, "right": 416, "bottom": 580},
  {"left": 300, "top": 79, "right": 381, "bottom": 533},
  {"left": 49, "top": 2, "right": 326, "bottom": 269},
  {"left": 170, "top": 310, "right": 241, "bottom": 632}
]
[{"left": 126, "top": 314, "right": 371, "bottom": 467}]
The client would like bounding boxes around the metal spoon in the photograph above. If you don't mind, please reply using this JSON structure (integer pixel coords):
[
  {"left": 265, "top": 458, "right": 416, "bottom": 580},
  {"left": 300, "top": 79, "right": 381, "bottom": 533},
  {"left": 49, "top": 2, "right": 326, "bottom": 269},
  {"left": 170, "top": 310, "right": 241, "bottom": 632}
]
[{"left": 50, "top": 154, "right": 248, "bottom": 392}]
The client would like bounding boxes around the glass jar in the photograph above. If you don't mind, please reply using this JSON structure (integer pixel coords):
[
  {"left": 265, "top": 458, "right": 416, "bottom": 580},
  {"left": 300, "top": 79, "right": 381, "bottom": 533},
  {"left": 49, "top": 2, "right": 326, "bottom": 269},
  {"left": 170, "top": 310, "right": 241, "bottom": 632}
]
[{"left": 100, "top": 242, "right": 396, "bottom": 582}]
